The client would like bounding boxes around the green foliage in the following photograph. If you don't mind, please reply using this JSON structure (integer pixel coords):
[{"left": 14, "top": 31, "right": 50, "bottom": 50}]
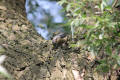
[
  {"left": 0, "top": 72, "right": 12, "bottom": 80},
  {"left": 59, "top": 0, "right": 120, "bottom": 73}
]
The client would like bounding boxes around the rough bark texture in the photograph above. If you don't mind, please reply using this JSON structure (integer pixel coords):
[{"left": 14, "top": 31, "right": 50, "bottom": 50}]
[
  {"left": 0, "top": 0, "right": 119, "bottom": 80},
  {"left": 0, "top": 0, "right": 75, "bottom": 80}
]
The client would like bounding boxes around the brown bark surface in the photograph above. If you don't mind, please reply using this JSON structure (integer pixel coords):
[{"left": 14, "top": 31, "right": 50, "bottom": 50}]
[
  {"left": 0, "top": 0, "right": 118, "bottom": 80},
  {"left": 0, "top": 0, "right": 75, "bottom": 80}
]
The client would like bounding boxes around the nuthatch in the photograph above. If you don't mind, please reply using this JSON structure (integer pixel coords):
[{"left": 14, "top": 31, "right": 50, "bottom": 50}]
[{"left": 52, "top": 33, "right": 68, "bottom": 48}]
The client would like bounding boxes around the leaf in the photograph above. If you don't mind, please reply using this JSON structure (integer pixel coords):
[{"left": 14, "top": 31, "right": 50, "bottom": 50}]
[
  {"left": 58, "top": 0, "right": 67, "bottom": 6},
  {"left": 96, "top": 63, "right": 110, "bottom": 73},
  {"left": 69, "top": 44, "right": 78, "bottom": 48},
  {"left": 99, "top": 33, "right": 104, "bottom": 39},
  {"left": 101, "top": 0, "right": 107, "bottom": 11},
  {"left": 116, "top": 56, "right": 120, "bottom": 66},
  {"left": 105, "top": 45, "right": 112, "bottom": 55},
  {"left": 101, "top": 0, "right": 114, "bottom": 11},
  {"left": 66, "top": 4, "right": 71, "bottom": 12}
]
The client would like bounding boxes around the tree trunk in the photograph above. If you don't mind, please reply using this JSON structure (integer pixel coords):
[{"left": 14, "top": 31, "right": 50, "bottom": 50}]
[{"left": 0, "top": 0, "right": 75, "bottom": 80}]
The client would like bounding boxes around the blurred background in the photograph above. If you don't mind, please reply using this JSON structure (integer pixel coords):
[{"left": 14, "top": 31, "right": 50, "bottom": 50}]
[{"left": 25, "top": 0, "right": 67, "bottom": 40}]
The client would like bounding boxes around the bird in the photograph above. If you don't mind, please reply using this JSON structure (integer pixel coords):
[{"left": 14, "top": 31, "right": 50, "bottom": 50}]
[{"left": 52, "top": 33, "right": 69, "bottom": 49}]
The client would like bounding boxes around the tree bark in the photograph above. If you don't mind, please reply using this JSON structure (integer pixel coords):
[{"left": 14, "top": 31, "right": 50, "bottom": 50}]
[{"left": 0, "top": 0, "right": 75, "bottom": 80}]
